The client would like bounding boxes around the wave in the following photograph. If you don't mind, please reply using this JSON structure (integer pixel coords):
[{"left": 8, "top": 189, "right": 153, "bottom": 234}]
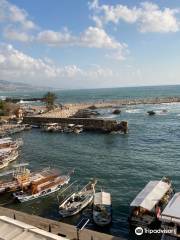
[{"left": 126, "top": 109, "right": 141, "bottom": 113}]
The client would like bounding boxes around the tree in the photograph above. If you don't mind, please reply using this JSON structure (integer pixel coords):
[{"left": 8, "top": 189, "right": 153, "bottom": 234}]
[
  {"left": 0, "top": 100, "right": 19, "bottom": 116},
  {"left": 43, "top": 92, "right": 57, "bottom": 110}
]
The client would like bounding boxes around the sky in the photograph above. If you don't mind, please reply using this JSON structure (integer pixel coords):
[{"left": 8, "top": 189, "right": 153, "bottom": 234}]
[{"left": 0, "top": 0, "right": 180, "bottom": 89}]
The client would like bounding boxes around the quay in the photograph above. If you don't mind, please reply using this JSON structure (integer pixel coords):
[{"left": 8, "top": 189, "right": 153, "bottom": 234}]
[
  {"left": 23, "top": 116, "right": 128, "bottom": 133},
  {"left": 0, "top": 206, "right": 124, "bottom": 240}
]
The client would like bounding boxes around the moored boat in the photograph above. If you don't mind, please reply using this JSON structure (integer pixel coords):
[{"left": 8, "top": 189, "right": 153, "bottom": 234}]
[
  {"left": 59, "top": 179, "right": 97, "bottom": 217},
  {"left": 160, "top": 192, "right": 180, "bottom": 240},
  {"left": 129, "top": 177, "right": 174, "bottom": 229},
  {"left": 0, "top": 148, "right": 19, "bottom": 169},
  {"left": 0, "top": 137, "right": 23, "bottom": 150},
  {"left": 13, "top": 169, "right": 71, "bottom": 203},
  {"left": 93, "top": 191, "right": 112, "bottom": 226}
]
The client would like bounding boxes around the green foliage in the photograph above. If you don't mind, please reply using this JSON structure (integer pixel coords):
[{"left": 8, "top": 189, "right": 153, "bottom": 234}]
[
  {"left": 43, "top": 92, "right": 57, "bottom": 110},
  {"left": 0, "top": 100, "right": 19, "bottom": 116}
]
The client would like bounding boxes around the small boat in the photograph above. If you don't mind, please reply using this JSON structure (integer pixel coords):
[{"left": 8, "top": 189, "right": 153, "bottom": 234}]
[
  {"left": 0, "top": 137, "right": 23, "bottom": 150},
  {"left": 13, "top": 169, "right": 71, "bottom": 203},
  {"left": 0, "top": 148, "right": 19, "bottom": 169},
  {"left": 129, "top": 177, "right": 174, "bottom": 228},
  {"left": 160, "top": 192, "right": 180, "bottom": 240},
  {"left": 74, "top": 125, "right": 83, "bottom": 134},
  {"left": 59, "top": 179, "right": 97, "bottom": 217},
  {"left": 147, "top": 110, "right": 156, "bottom": 116},
  {"left": 93, "top": 191, "right": 112, "bottom": 226}
]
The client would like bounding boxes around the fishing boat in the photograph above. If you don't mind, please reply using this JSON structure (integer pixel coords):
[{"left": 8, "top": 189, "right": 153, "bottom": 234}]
[
  {"left": 93, "top": 191, "right": 112, "bottom": 226},
  {"left": 59, "top": 179, "right": 97, "bottom": 217},
  {"left": 160, "top": 192, "right": 180, "bottom": 240},
  {"left": 13, "top": 169, "right": 71, "bottom": 203},
  {"left": 129, "top": 177, "right": 174, "bottom": 228},
  {"left": 0, "top": 137, "right": 23, "bottom": 150},
  {"left": 74, "top": 125, "right": 83, "bottom": 134},
  {"left": 0, "top": 148, "right": 19, "bottom": 169}
]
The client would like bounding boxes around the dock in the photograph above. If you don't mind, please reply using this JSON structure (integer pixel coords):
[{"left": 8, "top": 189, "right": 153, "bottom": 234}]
[
  {"left": 0, "top": 206, "right": 125, "bottom": 240},
  {"left": 23, "top": 116, "right": 128, "bottom": 133}
]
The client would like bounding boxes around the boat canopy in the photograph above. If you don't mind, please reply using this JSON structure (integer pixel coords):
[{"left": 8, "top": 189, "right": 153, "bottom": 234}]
[
  {"left": 161, "top": 193, "right": 180, "bottom": 224},
  {"left": 94, "top": 192, "right": 111, "bottom": 206},
  {"left": 130, "top": 180, "right": 170, "bottom": 211},
  {"left": 0, "top": 148, "right": 13, "bottom": 154},
  {"left": 0, "top": 138, "right": 12, "bottom": 144}
]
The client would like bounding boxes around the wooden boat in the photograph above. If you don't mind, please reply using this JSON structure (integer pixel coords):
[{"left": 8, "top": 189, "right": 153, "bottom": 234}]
[
  {"left": 129, "top": 177, "right": 174, "bottom": 228},
  {"left": 0, "top": 137, "right": 23, "bottom": 150},
  {"left": 93, "top": 191, "right": 112, "bottom": 226},
  {"left": 0, "top": 148, "right": 19, "bottom": 169},
  {"left": 59, "top": 180, "right": 97, "bottom": 217},
  {"left": 13, "top": 169, "right": 71, "bottom": 203},
  {"left": 0, "top": 165, "right": 46, "bottom": 193},
  {"left": 160, "top": 192, "right": 180, "bottom": 240}
]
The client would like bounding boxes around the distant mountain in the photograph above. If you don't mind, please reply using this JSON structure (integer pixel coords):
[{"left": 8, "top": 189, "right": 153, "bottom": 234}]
[{"left": 0, "top": 80, "right": 52, "bottom": 92}]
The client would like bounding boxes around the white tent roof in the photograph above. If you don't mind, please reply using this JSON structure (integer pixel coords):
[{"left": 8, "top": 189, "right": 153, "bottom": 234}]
[
  {"left": 130, "top": 180, "right": 170, "bottom": 211},
  {"left": 0, "top": 216, "right": 68, "bottom": 240},
  {"left": 94, "top": 192, "right": 111, "bottom": 205},
  {"left": 161, "top": 193, "right": 180, "bottom": 224}
]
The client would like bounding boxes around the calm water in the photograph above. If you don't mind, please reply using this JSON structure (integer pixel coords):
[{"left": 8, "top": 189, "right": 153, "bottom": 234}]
[{"left": 1, "top": 85, "right": 180, "bottom": 239}]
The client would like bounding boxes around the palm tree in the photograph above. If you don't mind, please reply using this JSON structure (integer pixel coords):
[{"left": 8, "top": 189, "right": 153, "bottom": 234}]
[{"left": 43, "top": 92, "right": 57, "bottom": 110}]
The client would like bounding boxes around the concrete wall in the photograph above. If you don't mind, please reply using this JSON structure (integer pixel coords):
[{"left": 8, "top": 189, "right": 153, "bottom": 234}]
[{"left": 0, "top": 207, "right": 124, "bottom": 240}]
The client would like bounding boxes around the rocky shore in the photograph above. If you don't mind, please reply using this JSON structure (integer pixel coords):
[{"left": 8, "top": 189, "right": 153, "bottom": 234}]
[{"left": 39, "top": 96, "right": 180, "bottom": 119}]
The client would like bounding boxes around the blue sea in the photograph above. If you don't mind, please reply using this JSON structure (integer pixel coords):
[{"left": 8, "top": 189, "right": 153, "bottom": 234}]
[{"left": 1, "top": 85, "right": 180, "bottom": 239}]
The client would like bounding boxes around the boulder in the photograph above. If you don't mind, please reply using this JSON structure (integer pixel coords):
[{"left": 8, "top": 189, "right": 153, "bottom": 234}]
[{"left": 112, "top": 109, "right": 121, "bottom": 115}]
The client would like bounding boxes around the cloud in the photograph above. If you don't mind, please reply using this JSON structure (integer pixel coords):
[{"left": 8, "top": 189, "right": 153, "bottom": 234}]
[
  {"left": 37, "top": 26, "right": 128, "bottom": 60},
  {"left": 0, "top": 43, "right": 114, "bottom": 84},
  {"left": 0, "top": 0, "right": 36, "bottom": 30},
  {"left": 89, "top": 0, "right": 180, "bottom": 33},
  {"left": 3, "top": 26, "right": 33, "bottom": 42}
]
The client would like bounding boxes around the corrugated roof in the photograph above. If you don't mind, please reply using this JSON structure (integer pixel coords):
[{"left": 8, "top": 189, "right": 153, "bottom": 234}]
[
  {"left": 94, "top": 192, "right": 111, "bottom": 205},
  {"left": 161, "top": 193, "right": 180, "bottom": 223},
  {"left": 0, "top": 216, "right": 68, "bottom": 240},
  {"left": 130, "top": 180, "right": 170, "bottom": 211}
]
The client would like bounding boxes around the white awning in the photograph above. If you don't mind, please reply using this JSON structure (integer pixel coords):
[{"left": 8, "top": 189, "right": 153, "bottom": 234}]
[
  {"left": 94, "top": 192, "right": 111, "bottom": 206},
  {"left": 161, "top": 193, "right": 180, "bottom": 223},
  {"left": 130, "top": 180, "right": 170, "bottom": 211}
]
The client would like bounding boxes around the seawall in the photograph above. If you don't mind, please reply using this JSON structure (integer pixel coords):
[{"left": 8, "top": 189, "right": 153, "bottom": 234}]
[{"left": 0, "top": 206, "right": 124, "bottom": 240}]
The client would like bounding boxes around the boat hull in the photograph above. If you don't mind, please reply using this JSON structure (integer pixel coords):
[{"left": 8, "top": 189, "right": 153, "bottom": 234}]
[{"left": 13, "top": 177, "right": 70, "bottom": 203}]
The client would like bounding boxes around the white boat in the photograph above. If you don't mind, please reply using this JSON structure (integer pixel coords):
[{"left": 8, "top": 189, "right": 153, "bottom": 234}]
[
  {"left": 93, "top": 191, "right": 112, "bottom": 226},
  {"left": 129, "top": 177, "right": 174, "bottom": 228},
  {"left": 160, "top": 192, "right": 180, "bottom": 240},
  {"left": 0, "top": 137, "right": 23, "bottom": 150},
  {"left": 0, "top": 148, "right": 19, "bottom": 169},
  {"left": 59, "top": 180, "right": 97, "bottom": 217},
  {"left": 13, "top": 169, "right": 71, "bottom": 203},
  {"left": 74, "top": 125, "right": 83, "bottom": 134}
]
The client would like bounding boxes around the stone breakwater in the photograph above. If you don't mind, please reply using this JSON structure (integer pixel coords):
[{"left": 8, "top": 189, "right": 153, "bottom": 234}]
[{"left": 40, "top": 96, "right": 180, "bottom": 119}]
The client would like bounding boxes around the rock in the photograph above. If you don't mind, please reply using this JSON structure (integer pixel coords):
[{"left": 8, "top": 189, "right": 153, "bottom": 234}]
[
  {"left": 112, "top": 109, "right": 121, "bottom": 115},
  {"left": 147, "top": 110, "right": 156, "bottom": 116},
  {"left": 72, "top": 109, "right": 100, "bottom": 118},
  {"left": 88, "top": 105, "right": 97, "bottom": 110}
]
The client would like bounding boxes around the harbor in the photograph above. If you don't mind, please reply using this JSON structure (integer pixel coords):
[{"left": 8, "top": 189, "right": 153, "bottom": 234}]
[{"left": 1, "top": 86, "right": 180, "bottom": 239}]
